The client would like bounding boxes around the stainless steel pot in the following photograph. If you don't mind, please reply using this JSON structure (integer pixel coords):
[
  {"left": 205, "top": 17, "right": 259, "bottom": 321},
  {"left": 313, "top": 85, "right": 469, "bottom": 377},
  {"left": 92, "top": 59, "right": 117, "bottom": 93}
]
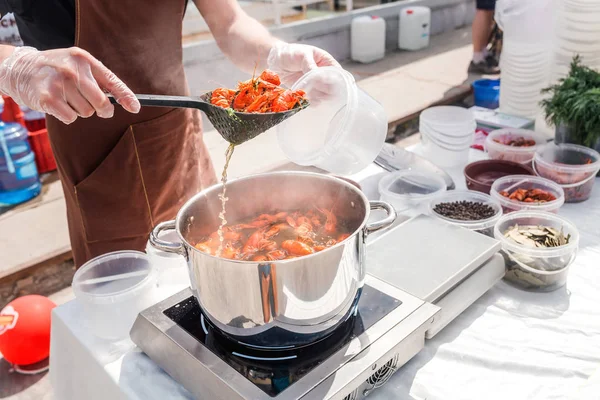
[{"left": 149, "top": 171, "right": 396, "bottom": 349}]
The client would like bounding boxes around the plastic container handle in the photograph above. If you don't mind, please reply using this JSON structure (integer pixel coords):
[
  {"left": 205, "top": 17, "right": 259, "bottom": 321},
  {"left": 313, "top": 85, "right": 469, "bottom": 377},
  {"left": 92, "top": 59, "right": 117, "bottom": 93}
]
[
  {"left": 364, "top": 201, "right": 397, "bottom": 236},
  {"left": 149, "top": 220, "right": 187, "bottom": 258},
  {"left": 504, "top": 178, "right": 529, "bottom": 193},
  {"left": 532, "top": 159, "right": 598, "bottom": 188}
]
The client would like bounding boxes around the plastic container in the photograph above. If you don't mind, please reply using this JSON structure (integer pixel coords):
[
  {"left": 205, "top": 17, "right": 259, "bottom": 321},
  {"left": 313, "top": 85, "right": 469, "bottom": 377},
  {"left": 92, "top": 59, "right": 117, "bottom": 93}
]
[
  {"left": 22, "top": 106, "right": 46, "bottom": 132},
  {"left": 28, "top": 129, "right": 57, "bottom": 174},
  {"left": 490, "top": 175, "right": 565, "bottom": 214},
  {"left": 378, "top": 170, "right": 446, "bottom": 213},
  {"left": 1, "top": 96, "right": 25, "bottom": 126},
  {"left": 422, "top": 126, "right": 473, "bottom": 148},
  {"left": 398, "top": 6, "right": 431, "bottom": 51},
  {"left": 419, "top": 105, "right": 475, "bottom": 168},
  {"left": 473, "top": 79, "right": 500, "bottom": 109},
  {"left": 533, "top": 143, "right": 600, "bottom": 203},
  {"left": 494, "top": 211, "right": 579, "bottom": 292},
  {"left": 495, "top": 0, "right": 554, "bottom": 44},
  {"left": 351, "top": 16, "right": 386, "bottom": 63},
  {"left": 464, "top": 159, "right": 534, "bottom": 194},
  {"left": 421, "top": 130, "right": 471, "bottom": 168},
  {"left": 419, "top": 106, "right": 476, "bottom": 137},
  {"left": 429, "top": 190, "right": 503, "bottom": 237},
  {"left": 277, "top": 67, "right": 387, "bottom": 175},
  {"left": 72, "top": 251, "right": 159, "bottom": 340},
  {"left": 145, "top": 230, "right": 190, "bottom": 295},
  {"left": 0, "top": 122, "right": 41, "bottom": 206},
  {"left": 485, "top": 128, "right": 547, "bottom": 165}
]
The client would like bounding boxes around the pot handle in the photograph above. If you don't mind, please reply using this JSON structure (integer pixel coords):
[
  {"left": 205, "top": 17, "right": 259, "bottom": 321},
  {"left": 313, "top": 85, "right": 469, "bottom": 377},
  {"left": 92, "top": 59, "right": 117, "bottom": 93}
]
[
  {"left": 364, "top": 201, "right": 397, "bottom": 236},
  {"left": 149, "top": 220, "right": 187, "bottom": 258}
]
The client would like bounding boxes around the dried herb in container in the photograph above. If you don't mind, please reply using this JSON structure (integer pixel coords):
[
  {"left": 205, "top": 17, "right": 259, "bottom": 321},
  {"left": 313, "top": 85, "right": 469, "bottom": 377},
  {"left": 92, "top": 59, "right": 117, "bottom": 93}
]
[
  {"left": 502, "top": 224, "right": 573, "bottom": 292},
  {"left": 504, "top": 225, "right": 570, "bottom": 248}
]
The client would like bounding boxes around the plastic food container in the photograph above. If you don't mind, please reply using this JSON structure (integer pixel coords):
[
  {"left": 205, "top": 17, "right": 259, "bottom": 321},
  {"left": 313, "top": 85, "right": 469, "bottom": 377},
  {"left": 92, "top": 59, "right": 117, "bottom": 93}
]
[
  {"left": 494, "top": 211, "right": 579, "bottom": 292},
  {"left": 473, "top": 79, "right": 500, "bottom": 109},
  {"left": 485, "top": 128, "right": 547, "bottom": 164},
  {"left": 464, "top": 159, "right": 534, "bottom": 194},
  {"left": 277, "top": 67, "right": 387, "bottom": 175},
  {"left": 533, "top": 143, "right": 600, "bottom": 203},
  {"left": 490, "top": 175, "right": 565, "bottom": 214},
  {"left": 421, "top": 131, "right": 472, "bottom": 168},
  {"left": 378, "top": 170, "right": 446, "bottom": 213},
  {"left": 419, "top": 106, "right": 475, "bottom": 168},
  {"left": 429, "top": 190, "right": 502, "bottom": 237},
  {"left": 419, "top": 106, "right": 476, "bottom": 137},
  {"left": 72, "top": 251, "right": 158, "bottom": 340}
]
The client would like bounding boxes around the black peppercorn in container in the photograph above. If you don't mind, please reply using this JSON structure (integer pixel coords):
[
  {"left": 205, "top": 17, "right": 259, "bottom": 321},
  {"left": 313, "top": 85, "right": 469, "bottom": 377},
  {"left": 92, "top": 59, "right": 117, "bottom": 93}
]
[{"left": 429, "top": 190, "right": 503, "bottom": 237}]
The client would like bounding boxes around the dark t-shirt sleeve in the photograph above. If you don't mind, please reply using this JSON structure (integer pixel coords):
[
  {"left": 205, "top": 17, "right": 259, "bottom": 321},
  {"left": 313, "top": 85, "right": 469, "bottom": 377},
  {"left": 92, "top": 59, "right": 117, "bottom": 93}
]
[
  {"left": 2, "top": 0, "right": 75, "bottom": 50},
  {"left": 0, "top": 1, "right": 11, "bottom": 16}
]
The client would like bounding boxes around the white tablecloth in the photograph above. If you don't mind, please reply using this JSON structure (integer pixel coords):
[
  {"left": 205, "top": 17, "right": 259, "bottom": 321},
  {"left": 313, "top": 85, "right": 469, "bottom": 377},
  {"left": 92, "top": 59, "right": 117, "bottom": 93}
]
[
  {"left": 361, "top": 147, "right": 600, "bottom": 400},
  {"left": 50, "top": 149, "right": 600, "bottom": 400}
]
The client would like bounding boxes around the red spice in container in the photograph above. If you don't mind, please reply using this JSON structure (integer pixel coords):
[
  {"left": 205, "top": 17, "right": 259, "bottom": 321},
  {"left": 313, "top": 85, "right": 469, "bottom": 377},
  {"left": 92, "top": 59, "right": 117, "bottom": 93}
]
[
  {"left": 491, "top": 175, "right": 565, "bottom": 214},
  {"left": 533, "top": 143, "right": 600, "bottom": 203},
  {"left": 485, "top": 129, "right": 547, "bottom": 165}
]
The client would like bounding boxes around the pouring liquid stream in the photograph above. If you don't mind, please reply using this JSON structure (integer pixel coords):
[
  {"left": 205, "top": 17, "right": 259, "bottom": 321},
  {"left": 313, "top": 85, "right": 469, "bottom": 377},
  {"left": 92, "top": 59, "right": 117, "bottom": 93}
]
[{"left": 216, "top": 143, "right": 236, "bottom": 257}]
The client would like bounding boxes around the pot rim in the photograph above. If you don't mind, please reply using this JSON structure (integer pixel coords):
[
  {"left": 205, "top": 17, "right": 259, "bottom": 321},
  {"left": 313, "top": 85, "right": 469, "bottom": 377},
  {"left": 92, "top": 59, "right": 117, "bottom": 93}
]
[{"left": 174, "top": 171, "right": 372, "bottom": 264}]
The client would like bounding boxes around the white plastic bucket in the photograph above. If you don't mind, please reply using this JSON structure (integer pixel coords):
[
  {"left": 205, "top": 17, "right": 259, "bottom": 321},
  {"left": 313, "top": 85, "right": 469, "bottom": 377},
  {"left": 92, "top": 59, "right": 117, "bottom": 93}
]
[{"left": 277, "top": 67, "right": 387, "bottom": 175}]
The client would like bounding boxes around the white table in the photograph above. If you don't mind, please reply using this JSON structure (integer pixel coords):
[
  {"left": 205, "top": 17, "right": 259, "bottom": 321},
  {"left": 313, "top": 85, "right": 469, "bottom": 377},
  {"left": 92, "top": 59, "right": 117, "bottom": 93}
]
[{"left": 50, "top": 149, "right": 600, "bottom": 400}]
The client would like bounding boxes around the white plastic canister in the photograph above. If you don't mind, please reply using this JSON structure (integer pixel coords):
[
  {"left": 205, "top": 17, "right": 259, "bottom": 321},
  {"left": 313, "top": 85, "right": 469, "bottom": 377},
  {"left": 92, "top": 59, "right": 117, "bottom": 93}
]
[
  {"left": 351, "top": 16, "right": 386, "bottom": 63},
  {"left": 398, "top": 7, "right": 431, "bottom": 51}
]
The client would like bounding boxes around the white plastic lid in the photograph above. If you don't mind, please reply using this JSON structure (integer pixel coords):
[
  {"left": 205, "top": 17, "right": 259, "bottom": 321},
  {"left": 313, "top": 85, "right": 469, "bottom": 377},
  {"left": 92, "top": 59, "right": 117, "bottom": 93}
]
[
  {"left": 420, "top": 106, "right": 475, "bottom": 127},
  {"left": 277, "top": 67, "right": 357, "bottom": 165},
  {"left": 378, "top": 170, "right": 446, "bottom": 199},
  {"left": 72, "top": 251, "right": 157, "bottom": 305}
]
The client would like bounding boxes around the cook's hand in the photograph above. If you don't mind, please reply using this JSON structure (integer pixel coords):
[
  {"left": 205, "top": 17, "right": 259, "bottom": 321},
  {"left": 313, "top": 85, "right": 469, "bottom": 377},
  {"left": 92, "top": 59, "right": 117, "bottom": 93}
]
[
  {"left": 267, "top": 42, "right": 341, "bottom": 88},
  {"left": 0, "top": 46, "right": 140, "bottom": 124}
]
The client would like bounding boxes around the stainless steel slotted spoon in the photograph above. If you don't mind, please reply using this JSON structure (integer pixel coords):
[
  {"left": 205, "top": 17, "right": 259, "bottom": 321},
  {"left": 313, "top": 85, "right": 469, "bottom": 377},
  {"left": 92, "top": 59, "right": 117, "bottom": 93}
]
[{"left": 108, "top": 93, "right": 308, "bottom": 145}]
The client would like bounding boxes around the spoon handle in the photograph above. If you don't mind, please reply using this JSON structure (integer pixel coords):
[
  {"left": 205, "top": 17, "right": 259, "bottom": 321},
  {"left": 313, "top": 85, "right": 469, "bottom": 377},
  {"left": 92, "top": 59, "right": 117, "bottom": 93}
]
[{"left": 107, "top": 93, "right": 210, "bottom": 112}]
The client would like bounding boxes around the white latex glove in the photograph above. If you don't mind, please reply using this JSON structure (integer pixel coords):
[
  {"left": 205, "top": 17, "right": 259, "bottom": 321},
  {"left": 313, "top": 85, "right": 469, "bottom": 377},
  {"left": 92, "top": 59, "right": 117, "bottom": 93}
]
[
  {"left": 267, "top": 42, "right": 341, "bottom": 88},
  {"left": 0, "top": 46, "right": 140, "bottom": 124}
]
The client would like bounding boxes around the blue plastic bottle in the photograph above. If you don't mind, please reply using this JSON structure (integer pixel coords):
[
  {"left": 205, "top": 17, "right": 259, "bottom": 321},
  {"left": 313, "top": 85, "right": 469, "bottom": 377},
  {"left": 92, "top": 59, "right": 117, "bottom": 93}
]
[{"left": 0, "top": 121, "right": 41, "bottom": 206}]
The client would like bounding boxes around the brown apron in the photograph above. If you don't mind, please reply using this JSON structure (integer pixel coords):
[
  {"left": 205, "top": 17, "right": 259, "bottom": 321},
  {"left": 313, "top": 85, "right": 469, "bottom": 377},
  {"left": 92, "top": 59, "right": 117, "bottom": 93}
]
[{"left": 47, "top": 0, "right": 216, "bottom": 267}]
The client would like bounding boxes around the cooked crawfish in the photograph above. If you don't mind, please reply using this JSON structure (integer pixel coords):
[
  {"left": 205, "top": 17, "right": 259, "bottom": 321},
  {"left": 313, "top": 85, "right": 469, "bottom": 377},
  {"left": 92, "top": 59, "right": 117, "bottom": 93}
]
[
  {"left": 194, "top": 207, "right": 351, "bottom": 261},
  {"left": 210, "top": 69, "right": 306, "bottom": 113}
]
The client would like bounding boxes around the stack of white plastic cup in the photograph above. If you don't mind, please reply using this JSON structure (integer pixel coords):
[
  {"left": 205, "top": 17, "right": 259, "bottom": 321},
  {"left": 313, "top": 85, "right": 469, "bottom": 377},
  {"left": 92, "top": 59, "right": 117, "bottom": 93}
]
[
  {"left": 550, "top": 0, "right": 600, "bottom": 82},
  {"left": 495, "top": 0, "right": 555, "bottom": 119},
  {"left": 419, "top": 106, "right": 476, "bottom": 168}
]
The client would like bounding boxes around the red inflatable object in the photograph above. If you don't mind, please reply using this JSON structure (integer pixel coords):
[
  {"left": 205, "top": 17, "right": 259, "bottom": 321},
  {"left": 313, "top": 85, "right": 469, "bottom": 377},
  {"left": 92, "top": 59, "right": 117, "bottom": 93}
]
[{"left": 0, "top": 295, "right": 56, "bottom": 366}]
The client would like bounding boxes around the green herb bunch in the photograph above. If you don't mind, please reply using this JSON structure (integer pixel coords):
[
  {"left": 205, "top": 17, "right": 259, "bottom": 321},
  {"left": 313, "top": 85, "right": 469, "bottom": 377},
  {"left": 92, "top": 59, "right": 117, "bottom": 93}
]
[{"left": 541, "top": 55, "right": 600, "bottom": 147}]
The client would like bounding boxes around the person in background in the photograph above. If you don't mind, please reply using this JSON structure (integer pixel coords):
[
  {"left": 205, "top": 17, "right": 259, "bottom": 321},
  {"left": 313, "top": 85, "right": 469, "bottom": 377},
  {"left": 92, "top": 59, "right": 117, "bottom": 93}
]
[
  {"left": 469, "top": 0, "right": 500, "bottom": 74},
  {"left": 0, "top": 0, "right": 340, "bottom": 268}
]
